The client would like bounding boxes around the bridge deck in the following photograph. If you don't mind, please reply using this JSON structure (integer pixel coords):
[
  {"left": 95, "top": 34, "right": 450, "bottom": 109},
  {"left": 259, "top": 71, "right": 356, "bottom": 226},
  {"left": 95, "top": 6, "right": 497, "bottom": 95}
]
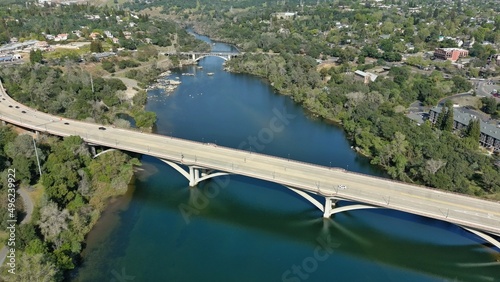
[{"left": 1, "top": 88, "right": 500, "bottom": 235}]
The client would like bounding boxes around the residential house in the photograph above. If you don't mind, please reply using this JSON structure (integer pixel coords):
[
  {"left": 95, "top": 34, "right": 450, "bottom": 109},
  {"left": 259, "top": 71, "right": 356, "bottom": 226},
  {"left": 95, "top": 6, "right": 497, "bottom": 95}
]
[
  {"left": 273, "top": 12, "right": 297, "bottom": 20},
  {"left": 104, "top": 31, "right": 113, "bottom": 38},
  {"left": 433, "top": 48, "right": 469, "bottom": 62},
  {"left": 354, "top": 70, "right": 378, "bottom": 84},
  {"left": 429, "top": 106, "right": 500, "bottom": 151},
  {"left": 54, "top": 33, "right": 68, "bottom": 42}
]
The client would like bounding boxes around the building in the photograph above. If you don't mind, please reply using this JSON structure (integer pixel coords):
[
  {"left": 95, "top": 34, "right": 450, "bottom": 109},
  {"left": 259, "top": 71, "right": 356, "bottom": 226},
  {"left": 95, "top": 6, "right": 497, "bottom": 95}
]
[
  {"left": 273, "top": 12, "right": 297, "bottom": 20},
  {"left": 0, "top": 40, "right": 39, "bottom": 54},
  {"left": 104, "top": 31, "right": 113, "bottom": 38},
  {"left": 433, "top": 48, "right": 469, "bottom": 62},
  {"left": 354, "top": 70, "right": 378, "bottom": 84},
  {"left": 0, "top": 54, "right": 21, "bottom": 62},
  {"left": 93, "top": 52, "right": 116, "bottom": 61},
  {"left": 429, "top": 106, "right": 500, "bottom": 151},
  {"left": 54, "top": 33, "right": 68, "bottom": 42},
  {"left": 34, "top": 41, "right": 50, "bottom": 50}
]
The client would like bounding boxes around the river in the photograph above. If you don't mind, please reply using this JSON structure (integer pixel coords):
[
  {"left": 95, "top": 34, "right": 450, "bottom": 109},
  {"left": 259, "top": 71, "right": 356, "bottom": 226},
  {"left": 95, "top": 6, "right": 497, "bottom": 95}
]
[{"left": 73, "top": 32, "right": 500, "bottom": 282}]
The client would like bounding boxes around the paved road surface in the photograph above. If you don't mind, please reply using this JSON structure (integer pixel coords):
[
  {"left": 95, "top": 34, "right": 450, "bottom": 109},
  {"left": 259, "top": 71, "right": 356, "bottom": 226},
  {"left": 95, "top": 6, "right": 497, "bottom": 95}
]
[
  {"left": 0, "top": 187, "right": 34, "bottom": 267},
  {"left": 1, "top": 87, "right": 500, "bottom": 236}
]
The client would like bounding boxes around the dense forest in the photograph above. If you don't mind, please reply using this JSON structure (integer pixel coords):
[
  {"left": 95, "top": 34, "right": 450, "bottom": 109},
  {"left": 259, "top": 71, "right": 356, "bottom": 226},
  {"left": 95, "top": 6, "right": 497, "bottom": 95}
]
[
  {"left": 0, "top": 63, "right": 157, "bottom": 128},
  {"left": 0, "top": 126, "right": 139, "bottom": 280}
]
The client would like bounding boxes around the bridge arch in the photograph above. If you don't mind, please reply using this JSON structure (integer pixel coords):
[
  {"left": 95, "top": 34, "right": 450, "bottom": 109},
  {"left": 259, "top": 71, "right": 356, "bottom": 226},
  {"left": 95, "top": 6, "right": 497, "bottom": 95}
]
[
  {"left": 194, "top": 55, "right": 230, "bottom": 62},
  {"left": 285, "top": 186, "right": 500, "bottom": 250},
  {"left": 461, "top": 226, "right": 500, "bottom": 250},
  {"left": 92, "top": 148, "right": 117, "bottom": 158},
  {"left": 285, "top": 186, "right": 378, "bottom": 217},
  {"left": 160, "top": 159, "right": 230, "bottom": 187}
]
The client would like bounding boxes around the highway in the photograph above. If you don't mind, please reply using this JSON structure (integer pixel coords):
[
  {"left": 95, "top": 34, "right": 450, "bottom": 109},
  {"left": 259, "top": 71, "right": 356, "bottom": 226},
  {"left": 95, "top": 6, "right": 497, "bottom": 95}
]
[{"left": 1, "top": 86, "right": 500, "bottom": 236}]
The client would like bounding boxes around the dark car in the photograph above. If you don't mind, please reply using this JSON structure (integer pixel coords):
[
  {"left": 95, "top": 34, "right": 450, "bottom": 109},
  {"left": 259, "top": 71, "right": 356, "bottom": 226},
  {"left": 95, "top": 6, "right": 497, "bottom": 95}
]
[
  {"left": 64, "top": 122, "right": 69, "bottom": 125},
  {"left": 21, "top": 110, "right": 26, "bottom": 113},
  {"left": 98, "top": 126, "right": 106, "bottom": 130},
  {"left": 8, "top": 105, "right": 12, "bottom": 108},
  {"left": 15, "top": 105, "right": 19, "bottom": 109}
]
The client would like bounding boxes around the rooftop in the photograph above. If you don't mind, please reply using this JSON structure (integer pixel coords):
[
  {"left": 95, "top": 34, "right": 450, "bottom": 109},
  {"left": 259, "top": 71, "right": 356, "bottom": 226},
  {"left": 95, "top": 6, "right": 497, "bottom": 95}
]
[{"left": 430, "top": 106, "right": 500, "bottom": 140}]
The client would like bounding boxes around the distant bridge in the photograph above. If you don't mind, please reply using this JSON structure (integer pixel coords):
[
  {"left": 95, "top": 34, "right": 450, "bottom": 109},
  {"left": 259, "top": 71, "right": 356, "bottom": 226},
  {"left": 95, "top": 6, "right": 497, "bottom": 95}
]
[
  {"left": 1, "top": 81, "right": 500, "bottom": 249},
  {"left": 165, "top": 52, "right": 241, "bottom": 62}
]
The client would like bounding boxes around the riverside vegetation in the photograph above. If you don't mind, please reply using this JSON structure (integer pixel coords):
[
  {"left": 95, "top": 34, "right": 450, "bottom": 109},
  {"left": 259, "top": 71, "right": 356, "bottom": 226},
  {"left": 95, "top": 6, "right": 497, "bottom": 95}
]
[{"left": 0, "top": 126, "right": 139, "bottom": 280}]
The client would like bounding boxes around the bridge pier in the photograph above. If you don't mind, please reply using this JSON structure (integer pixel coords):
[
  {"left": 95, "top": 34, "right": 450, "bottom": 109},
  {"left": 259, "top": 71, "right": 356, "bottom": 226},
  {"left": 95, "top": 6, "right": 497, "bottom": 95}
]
[
  {"left": 323, "top": 196, "right": 337, "bottom": 218},
  {"left": 286, "top": 186, "right": 378, "bottom": 218},
  {"left": 161, "top": 159, "right": 229, "bottom": 187},
  {"left": 90, "top": 146, "right": 97, "bottom": 157}
]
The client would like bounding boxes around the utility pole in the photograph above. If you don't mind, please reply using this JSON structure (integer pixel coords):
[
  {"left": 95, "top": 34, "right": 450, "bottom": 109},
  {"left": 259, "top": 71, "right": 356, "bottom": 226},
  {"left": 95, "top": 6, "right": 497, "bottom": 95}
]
[{"left": 32, "top": 137, "right": 43, "bottom": 176}]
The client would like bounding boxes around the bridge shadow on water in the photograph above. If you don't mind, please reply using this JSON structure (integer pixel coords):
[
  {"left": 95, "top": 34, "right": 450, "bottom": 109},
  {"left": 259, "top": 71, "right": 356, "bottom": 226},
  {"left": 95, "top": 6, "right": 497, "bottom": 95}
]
[{"left": 125, "top": 157, "right": 500, "bottom": 282}]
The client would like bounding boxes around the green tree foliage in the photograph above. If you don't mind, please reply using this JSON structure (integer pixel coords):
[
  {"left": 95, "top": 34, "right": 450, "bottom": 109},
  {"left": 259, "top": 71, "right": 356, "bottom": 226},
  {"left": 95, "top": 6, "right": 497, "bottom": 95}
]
[
  {"left": 4, "top": 135, "right": 44, "bottom": 184},
  {"left": 30, "top": 49, "right": 43, "bottom": 64},
  {"left": 481, "top": 97, "right": 497, "bottom": 114},
  {"left": 0, "top": 129, "right": 140, "bottom": 279},
  {"left": 101, "top": 60, "right": 115, "bottom": 73},
  {"left": 90, "top": 40, "right": 103, "bottom": 53},
  {"left": 117, "top": 59, "right": 140, "bottom": 69},
  {"left": 2, "top": 253, "right": 60, "bottom": 282},
  {"left": 466, "top": 119, "right": 481, "bottom": 141},
  {"left": 134, "top": 111, "right": 157, "bottom": 128},
  {"left": 451, "top": 75, "right": 472, "bottom": 93},
  {"left": 443, "top": 106, "right": 454, "bottom": 132}
]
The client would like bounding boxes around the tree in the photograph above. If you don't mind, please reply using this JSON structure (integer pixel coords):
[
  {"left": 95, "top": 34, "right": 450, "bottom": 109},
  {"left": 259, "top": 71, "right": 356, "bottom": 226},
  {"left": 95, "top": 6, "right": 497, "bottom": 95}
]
[
  {"left": 466, "top": 119, "right": 481, "bottom": 141},
  {"left": 443, "top": 106, "right": 454, "bottom": 132},
  {"left": 134, "top": 111, "right": 157, "bottom": 128},
  {"left": 435, "top": 109, "right": 445, "bottom": 130},
  {"left": 452, "top": 75, "right": 471, "bottom": 93},
  {"left": 29, "top": 50, "right": 43, "bottom": 64},
  {"left": 4, "top": 135, "right": 44, "bottom": 183},
  {"left": 37, "top": 201, "right": 71, "bottom": 242},
  {"left": 481, "top": 97, "right": 497, "bottom": 114},
  {"left": 426, "top": 159, "right": 447, "bottom": 175},
  {"left": 2, "top": 253, "right": 59, "bottom": 282},
  {"left": 90, "top": 40, "right": 103, "bottom": 53}
]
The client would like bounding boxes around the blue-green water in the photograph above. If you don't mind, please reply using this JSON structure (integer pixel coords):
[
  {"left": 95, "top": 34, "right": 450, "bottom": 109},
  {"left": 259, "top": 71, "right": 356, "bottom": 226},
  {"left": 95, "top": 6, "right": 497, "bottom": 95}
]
[{"left": 73, "top": 35, "right": 500, "bottom": 282}]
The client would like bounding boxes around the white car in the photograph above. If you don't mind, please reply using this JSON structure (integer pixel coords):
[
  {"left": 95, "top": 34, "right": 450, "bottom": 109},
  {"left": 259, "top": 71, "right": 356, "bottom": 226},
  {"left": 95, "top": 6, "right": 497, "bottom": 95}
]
[{"left": 338, "top": 185, "right": 347, "bottom": 190}]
